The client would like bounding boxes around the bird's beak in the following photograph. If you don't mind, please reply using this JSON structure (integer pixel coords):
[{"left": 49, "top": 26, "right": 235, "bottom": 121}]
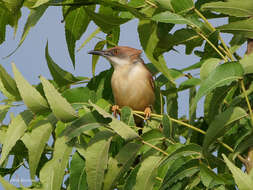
[{"left": 88, "top": 50, "right": 108, "bottom": 56}]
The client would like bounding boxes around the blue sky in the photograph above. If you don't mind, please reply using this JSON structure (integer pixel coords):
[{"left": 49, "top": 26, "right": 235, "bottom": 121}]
[{"left": 0, "top": 6, "right": 247, "bottom": 188}]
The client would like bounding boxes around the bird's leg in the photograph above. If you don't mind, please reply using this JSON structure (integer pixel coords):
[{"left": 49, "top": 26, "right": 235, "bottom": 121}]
[
  {"left": 111, "top": 105, "right": 120, "bottom": 117},
  {"left": 144, "top": 106, "right": 152, "bottom": 120}
]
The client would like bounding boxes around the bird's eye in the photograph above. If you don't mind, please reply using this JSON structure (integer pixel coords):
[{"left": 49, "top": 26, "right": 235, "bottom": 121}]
[{"left": 113, "top": 49, "right": 119, "bottom": 55}]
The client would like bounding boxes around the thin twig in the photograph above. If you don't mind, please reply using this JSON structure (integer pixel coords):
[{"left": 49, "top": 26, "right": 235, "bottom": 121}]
[{"left": 142, "top": 140, "right": 169, "bottom": 156}]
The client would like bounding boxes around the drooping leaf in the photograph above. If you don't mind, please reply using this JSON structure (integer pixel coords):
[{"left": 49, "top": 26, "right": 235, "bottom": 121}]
[
  {"left": 78, "top": 130, "right": 114, "bottom": 190},
  {"left": 78, "top": 27, "right": 101, "bottom": 52},
  {"left": 70, "top": 151, "right": 88, "bottom": 190},
  {"left": 217, "top": 18, "right": 253, "bottom": 39},
  {"left": 90, "top": 101, "right": 139, "bottom": 141},
  {"left": 40, "top": 76, "right": 78, "bottom": 122},
  {"left": 21, "top": 119, "right": 53, "bottom": 179},
  {"left": 0, "top": 63, "right": 20, "bottom": 100},
  {"left": 120, "top": 106, "right": 135, "bottom": 126},
  {"left": 12, "top": 63, "right": 49, "bottom": 113},
  {"left": 0, "top": 110, "right": 33, "bottom": 165},
  {"left": 40, "top": 135, "right": 72, "bottom": 190},
  {"left": 45, "top": 42, "right": 83, "bottom": 86},
  {"left": 134, "top": 156, "right": 163, "bottom": 190},
  {"left": 203, "top": 107, "right": 247, "bottom": 155},
  {"left": 201, "top": 0, "right": 253, "bottom": 17},
  {"left": 63, "top": 6, "right": 92, "bottom": 67},
  {"left": 103, "top": 142, "right": 141, "bottom": 190},
  {"left": 191, "top": 62, "right": 244, "bottom": 112},
  {"left": 223, "top": 154, "right": 253, "bottom": 190},
  {"left": 6, "top": 5, "right": 47, "bottom": 57}
]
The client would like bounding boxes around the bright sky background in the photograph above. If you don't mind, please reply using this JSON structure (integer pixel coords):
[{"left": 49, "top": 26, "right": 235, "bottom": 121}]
[{"left": 0, "top": 6, "right": 247, "bottom": 188}]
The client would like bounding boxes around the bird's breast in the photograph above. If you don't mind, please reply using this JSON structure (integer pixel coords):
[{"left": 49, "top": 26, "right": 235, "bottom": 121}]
[{"left": 111, "top": 64, "right": 155, "bottom": 111}]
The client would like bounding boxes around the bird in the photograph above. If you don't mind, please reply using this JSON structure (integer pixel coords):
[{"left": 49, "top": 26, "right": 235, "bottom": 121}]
[{"left": 88, "top": 46, "right": 155, "bottom": 130}]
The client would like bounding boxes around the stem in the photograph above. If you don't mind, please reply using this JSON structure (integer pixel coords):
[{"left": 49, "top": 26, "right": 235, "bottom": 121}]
[
  {"left": 142, "top": 140, "right": 169, "bottom": 156},
  {"left": 240, "top": 79, "right": 253, "bottom": 125}
]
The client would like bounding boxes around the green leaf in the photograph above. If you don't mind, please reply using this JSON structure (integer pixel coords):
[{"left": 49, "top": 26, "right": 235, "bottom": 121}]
[
  {"left": 70, "top": 152, "right": 88, "bottom": 190},
  {"left": 62, "top": 87, "right": 95, "bottom": 104},
  {"left": 63, "top": 6, "right": 92, "bottom": 67},
  {"left": 21, "top": 119, "right": 53, "bottom": 179},
  {"left": 0, "top": 63, "right": 20, "bottom": 100},
  {"left": 0, "top": 176, "right": 19, "bottom": 190},
  {"left": 138, "top": 19, "right": 175, "bottom": 83},
  {"left": 178, "top": 78, "right": 201, "bottom": 91},
  {"left": 191, "top": 62, "right": 244, "bottom": 112},
  {"left": 1, "top": 0, "right": 23, "bottom": 12},
  {"left": 217, "top": 18, "right": 253, "bottom": 39},
  {"left": 120, "top": 106, "right": 135, "bottom": 126},
  {"left": 12, "top": 63, "right": 49, "bottom": 113},
  {"left": 77, "top": 27, "right": 101, "bottom": 52},
  {"left": 45, "top": 42, "right": 82, "bottom": 86},
  {"left": 134, "top": 156, "right": 163, "bottom": 190},
  {"left": 0, "top": 105, "right": 9, "bottom": 123},
  {"left": 201, "top": 0, "right": 253, "bottom": 17},
  {"left": 234, "top": 133, "right": 253, "bottom": 158},
  {"left": 171, "top": 0, "right": 194, "bottom": 14},
  {"left": 200, "top": 163, "right": 225, "bottom": 188},
  {"left": 92, "top": 40, "right": 106, "bottom": 76},
  {"left": 40, "top": 135, "right": 72, "bottom": 190},
  {"left": 79, "top": 130, "right": 114, "bottom": 190},
  {"left": 203, "top": 107, "right": 247, "bottom": 155},
  {"left": 223, "top": 154, "right": 253, "bottom": 190},
  {"left": 32, "top": 0, "right": 50, "bottom": 8},
  {"left": 104, "top": 142, "right": 141, "bottom": 190},
  {"left": 6, "top": 5, "right": 47, "bottom": 57},
  {"left": 162, "top": 114, "right": 174, "bottom": 139},
  {"left": 200, "top": 58, "right": 220, "bottom": 80},
  {"left": 152, "top": 11, "right": 193, "bottom": 25},
  {"left": 40, "top": 76, "right": 78, "bottom": 122},
  {"left": 90, "top": 101, "right": 139, "bottom": 141},
  {"left": 0, "top": 110, "right": 33, "bottom": 165},
  {"left": 155, "top": 0, "right": 173, "bottom": 11},
  {"left": 240, "top": 52, "right": 253, "bottom": 75}
]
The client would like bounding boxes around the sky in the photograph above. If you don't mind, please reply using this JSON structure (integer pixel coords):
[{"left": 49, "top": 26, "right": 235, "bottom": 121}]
[{"left": 0, "top": 5, "right": 247, "bottom": 188}]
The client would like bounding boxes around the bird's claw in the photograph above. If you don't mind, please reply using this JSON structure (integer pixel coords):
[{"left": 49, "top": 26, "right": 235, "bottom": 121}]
[
  {"left": 144, "top": 107, "right": 152, "bottom": 120},
  {"left": 111, "top": 105, "right": 120, "bottom": 117}
]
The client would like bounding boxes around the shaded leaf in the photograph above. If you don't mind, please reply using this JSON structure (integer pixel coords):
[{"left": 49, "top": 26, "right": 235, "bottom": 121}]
[
  {"left": 92, "top": 40, "right": 106, "bottom": 76},
  {"left": 121, "top": 106, "right": 135, "bottom": 126},
  {"left": 40, "top": 76, "right": 78, "bottom": 122},
  {"left": 12, "top": 63, "right": 49, "bottom": 113},
  {"left": 240, "top": 52, "right": 253, "bottom": 75},
  {"left": 162, "top": 114, "right": 174, "bottom": 139},
  {"left": 171, "top": 0, "right": 194, "bottom": 14}
]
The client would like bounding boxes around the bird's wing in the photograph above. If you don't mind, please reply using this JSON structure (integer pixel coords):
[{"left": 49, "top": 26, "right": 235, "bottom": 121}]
[{"left": 149, "top": 73, "right": 155, "bottom": 90}]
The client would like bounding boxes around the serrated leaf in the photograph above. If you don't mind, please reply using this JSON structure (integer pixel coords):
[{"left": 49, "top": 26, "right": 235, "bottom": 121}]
[
  {"left": 70, "top": 152, "right": 88, "bottom": 190},
  {"left": 201, "top": 0, "right": 253, "bottom": 17},
  {"left": 134, "top": 156, "right": 163, "bottom": 190},
  {"left": 223, "top": 154, "right": 253, "bottom": 190},
  {"left": 12, "top": 63, "right": 49, "bottom": 113},
  {"left": 45, "top": 42, "right": 83, "bottom": 86},
  {"left": 0, "top": 110, "right": 33, "bottom": 165},
  {"left": 217, "top": 18, "right": 253, "bottom": 39},
  {"left": 6, "top": 5, "right": 47, "bottom": 57},
  {"left": 203, "top": 107, "right": 247, "bottom": 155},
  {"left": 79, "top": 130, "right": 113, "bottom": 190},
  {"left": 21, "top": 119, "right": 53, "bottom": 179},
  {"left": 90, "top": 101, "right": 139, "bottom": 141},
  {"left": 104, "top": 142, "right": 141, "bottom": 190},
  {"left": 0, "top": 64, "right": 20, "bottom": 100},
  {"left": 191, "top": 62, "right": 244, "bottom": 112},
  {"left": 64, "top": 6, "right": 91, "bottom": 67},
  {"left": 40, "top": 135, "right": 72, "bottom": 190},
  {"left": 40, "top": 76, "right": 78, "bottom": 122}
]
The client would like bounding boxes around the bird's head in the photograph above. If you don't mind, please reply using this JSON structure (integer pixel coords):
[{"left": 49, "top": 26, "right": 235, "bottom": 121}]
[{"left": 88, "top": 46, "right": 142, "bottom": 68}]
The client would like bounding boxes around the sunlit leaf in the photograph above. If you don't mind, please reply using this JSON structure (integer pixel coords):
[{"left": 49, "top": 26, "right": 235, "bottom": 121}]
[
  {"left": 0, "top": 176, "right": 19, "bottom": 190},
  {"left": 40, "top": 76, "right": 78, "bottom": 122},
  {"left": 78, "top": 27, "right": 101, "bottom": 52}
]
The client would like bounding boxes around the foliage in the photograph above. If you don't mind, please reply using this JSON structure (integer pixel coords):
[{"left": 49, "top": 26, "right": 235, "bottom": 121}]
[{"left": 1, "top": 0, "right": 253, "bottom": 189}]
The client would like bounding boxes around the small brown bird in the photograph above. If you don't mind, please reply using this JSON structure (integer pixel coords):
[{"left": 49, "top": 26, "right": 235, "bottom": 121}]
[{"left": 88, "top": 46, "right": 155, "bottom": 128}]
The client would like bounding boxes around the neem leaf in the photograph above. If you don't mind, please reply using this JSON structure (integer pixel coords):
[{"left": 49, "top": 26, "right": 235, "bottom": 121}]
[
  {"left": 203, "top": 107, "right": 247, "bottom": 155},
  {"left": 0, "top": 110, "right": 33, "bottom": 165},
  {"left": 191, "top": 62, "right": 244, "bottom": 112},
  {"left": 223, "top": 154, "right": 253, "bottom": 190},
  {"left": 90, "top": 101, "right": 139, "bottom": 141},
  {"left": 45, "top": 42, "right": 82, "bottom": 87},
  {"left": 40, "top": 76, "right": 78, "bottom": 122},
  {"left": 171, "top": 0, "right": 194, "bottom": 14},
  {"left": 103, "top": 142, "right": 141, "bottom": 190},
  {"left": 12, "top": 63, "right": 49, "bottom": 113}
]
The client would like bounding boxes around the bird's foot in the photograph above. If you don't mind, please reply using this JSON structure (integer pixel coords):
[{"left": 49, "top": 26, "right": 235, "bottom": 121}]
[
  {"left": 111, "top": 105, "right": 120, "bottom": 117},
  {"left": 144, "top": 107, "right": 152, "bottom": 120}
]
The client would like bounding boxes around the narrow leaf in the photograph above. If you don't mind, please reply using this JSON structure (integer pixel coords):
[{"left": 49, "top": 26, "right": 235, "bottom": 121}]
[
  {"left": 12, "top": 63, "right": 49, "bottom": 113},
  {"left": 0, "top": 110, "right": 33, "bottom": 165},
  {"left": 0, "top": 176, "right": 19, "bottom": 190},
  {"left": 40, "top": 76, "right": 78, "bottom": 122}
]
